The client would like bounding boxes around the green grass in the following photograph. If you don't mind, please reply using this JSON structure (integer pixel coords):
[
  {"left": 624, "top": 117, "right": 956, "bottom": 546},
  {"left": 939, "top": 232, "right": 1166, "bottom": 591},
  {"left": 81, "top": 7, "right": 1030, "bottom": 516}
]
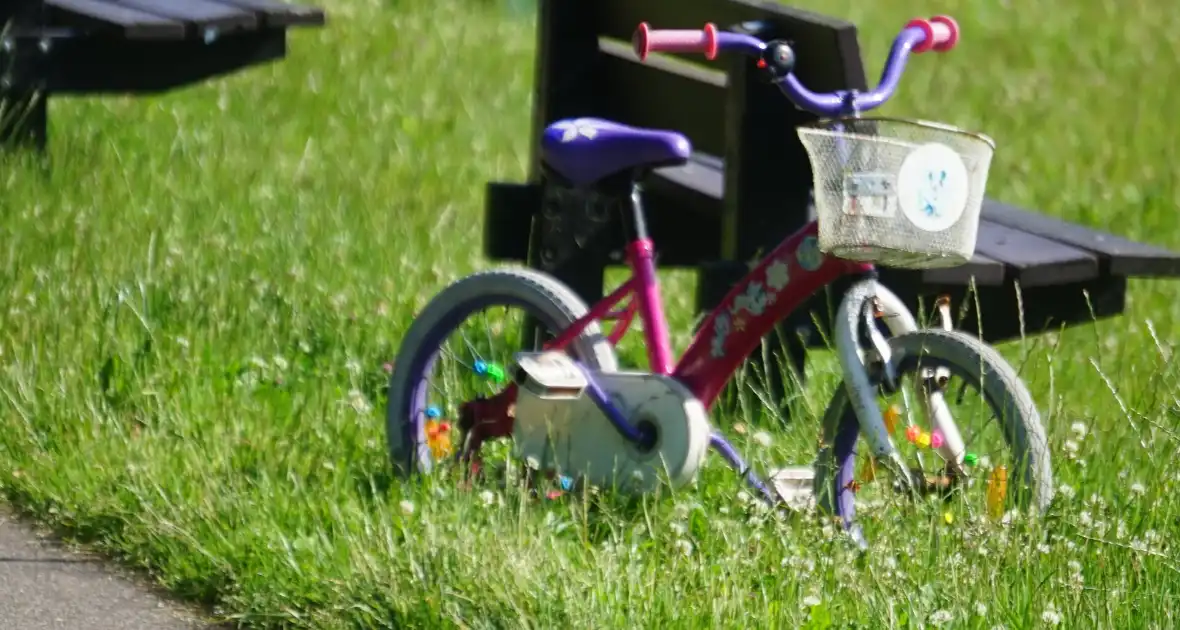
[{"left": 3, "top": 0, "right": 1180, "bottom": 627}]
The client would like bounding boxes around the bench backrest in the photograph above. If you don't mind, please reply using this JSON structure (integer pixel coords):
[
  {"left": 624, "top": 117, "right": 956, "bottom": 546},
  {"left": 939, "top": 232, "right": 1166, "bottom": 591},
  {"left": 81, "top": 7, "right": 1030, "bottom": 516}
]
[{"left": 529, "top": 0, "right": 869, "bottom": 263}]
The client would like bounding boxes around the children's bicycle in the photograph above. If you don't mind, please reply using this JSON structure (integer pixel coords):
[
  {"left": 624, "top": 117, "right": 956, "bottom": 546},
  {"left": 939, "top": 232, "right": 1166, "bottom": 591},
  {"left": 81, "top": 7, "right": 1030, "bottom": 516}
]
[{"left": 386, "top": 15, "right": 1053, "bottom": 545}]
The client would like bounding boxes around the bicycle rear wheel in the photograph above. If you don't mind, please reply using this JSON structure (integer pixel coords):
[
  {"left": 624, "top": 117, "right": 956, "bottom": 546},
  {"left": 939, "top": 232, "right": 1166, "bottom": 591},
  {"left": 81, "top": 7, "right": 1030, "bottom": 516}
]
[
  {"left": 386, "top": 268, "right": 617, "bottom": 477},
  {"left": 814, "top": 328, "right": 1053, "bottom": 538}
]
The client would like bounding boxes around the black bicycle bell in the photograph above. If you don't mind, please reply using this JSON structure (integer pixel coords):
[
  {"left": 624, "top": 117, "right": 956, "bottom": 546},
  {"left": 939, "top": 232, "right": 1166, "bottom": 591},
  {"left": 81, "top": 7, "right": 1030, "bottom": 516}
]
[{"left": 759, "top": 39, "right": 796, "bottom": 79}]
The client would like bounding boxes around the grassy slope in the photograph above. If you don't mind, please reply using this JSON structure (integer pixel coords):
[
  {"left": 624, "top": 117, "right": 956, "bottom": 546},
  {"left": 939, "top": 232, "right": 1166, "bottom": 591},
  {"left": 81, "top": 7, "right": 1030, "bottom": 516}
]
[{"left": 1, "top": 0, "right": 1179, "bottom": 627}]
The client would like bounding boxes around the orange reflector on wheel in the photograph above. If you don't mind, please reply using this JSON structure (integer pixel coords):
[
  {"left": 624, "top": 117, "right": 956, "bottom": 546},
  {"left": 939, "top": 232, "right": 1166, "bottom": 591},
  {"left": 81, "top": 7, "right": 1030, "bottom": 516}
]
[
  {"left": 426, "top": 420, "right": 454, "bottom": 459},
  {"left": 986, "top": 465, "right": 1008, "bottom": 520}
]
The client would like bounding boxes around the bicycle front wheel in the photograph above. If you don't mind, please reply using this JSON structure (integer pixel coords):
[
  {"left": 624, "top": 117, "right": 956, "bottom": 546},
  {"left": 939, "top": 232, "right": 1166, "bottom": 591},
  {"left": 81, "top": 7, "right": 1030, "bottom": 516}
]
[{"left": 814, "top": 328, "right": 1053, "bottom": 536}]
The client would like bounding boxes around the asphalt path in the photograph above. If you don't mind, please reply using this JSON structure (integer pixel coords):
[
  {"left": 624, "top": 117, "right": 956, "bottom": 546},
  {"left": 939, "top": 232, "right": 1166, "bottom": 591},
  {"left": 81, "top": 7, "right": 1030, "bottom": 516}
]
[{"left": 0, "top": 508, "right": 209, "bottom": 629}]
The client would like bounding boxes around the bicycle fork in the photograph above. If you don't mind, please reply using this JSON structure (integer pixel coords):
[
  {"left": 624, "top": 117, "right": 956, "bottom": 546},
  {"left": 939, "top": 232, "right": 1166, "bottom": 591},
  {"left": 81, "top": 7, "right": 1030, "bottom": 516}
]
[{"left": 832, "top": 278, "right": 968, "bottom": 494}]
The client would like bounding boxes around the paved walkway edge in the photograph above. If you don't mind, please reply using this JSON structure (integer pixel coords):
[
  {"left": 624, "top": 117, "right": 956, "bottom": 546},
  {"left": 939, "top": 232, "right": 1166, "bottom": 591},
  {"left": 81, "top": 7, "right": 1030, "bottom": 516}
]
[{"left": 0, "top": 507, "right": 213, "bottom": 629}]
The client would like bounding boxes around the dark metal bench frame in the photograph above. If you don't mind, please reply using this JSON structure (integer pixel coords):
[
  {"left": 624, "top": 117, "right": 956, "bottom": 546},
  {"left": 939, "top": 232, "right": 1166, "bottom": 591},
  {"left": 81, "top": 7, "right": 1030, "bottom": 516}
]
[
  {"left": 484, "top": 0, "right": 1180, "bottom": 385},
  {"left": 0, "top": 0, "right": 324, "bottom": 149}
]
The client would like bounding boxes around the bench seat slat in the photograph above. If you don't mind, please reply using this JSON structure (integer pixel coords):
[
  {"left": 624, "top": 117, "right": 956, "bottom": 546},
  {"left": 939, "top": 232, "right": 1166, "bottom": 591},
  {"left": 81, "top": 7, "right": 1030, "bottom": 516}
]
[
  {"left": 205, "top": 0, "right": 325, "bottom": 27},
  {"left": 973, "top": 220, "right": 1098, "bottom": 287},
  {"left": 918, "top": 251, "right": 1006, "bottom": 286},
  {"left": 981, "top": 199, "right": 1180, "bottom": 277},
  {"left": 112, "top": 0, "right": 258, "bottom": 32},
  {"left": 47, "top": 0, "right": 188, "bottom": 39}
]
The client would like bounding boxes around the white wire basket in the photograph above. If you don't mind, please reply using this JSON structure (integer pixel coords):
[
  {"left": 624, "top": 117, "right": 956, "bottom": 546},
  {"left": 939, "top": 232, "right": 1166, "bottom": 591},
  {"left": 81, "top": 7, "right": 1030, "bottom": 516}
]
[{"left": 796, "top": 118, "right": 996, "bottom": 269}]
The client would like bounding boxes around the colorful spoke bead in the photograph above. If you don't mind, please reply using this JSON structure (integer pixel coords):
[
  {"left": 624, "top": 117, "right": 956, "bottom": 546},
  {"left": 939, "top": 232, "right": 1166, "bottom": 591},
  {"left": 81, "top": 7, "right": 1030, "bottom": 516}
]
[
  {"left": 916, "top": 431, "right": 932, "bottom": 449},
  {"left": 905, "top": 424, "right": 921, "bottom": 443},
  {"left": 930, "top": 430, "right": 945, "bottom": 449}
]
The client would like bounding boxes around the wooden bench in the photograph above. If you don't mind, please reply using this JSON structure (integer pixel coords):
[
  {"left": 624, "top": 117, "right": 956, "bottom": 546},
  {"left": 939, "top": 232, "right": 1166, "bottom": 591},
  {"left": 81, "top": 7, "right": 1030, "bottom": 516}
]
[
  {"left": 0, "top": 0, "right": 325, "bottom": 148},
  {"left": 483, "top": 0, "right": 1180, "bottom": 386}
]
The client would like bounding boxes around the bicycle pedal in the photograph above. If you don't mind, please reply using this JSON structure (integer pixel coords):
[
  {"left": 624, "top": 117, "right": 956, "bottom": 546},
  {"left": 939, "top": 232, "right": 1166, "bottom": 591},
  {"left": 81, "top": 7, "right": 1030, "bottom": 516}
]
[{"left": 767, "top": 466, "right": 816, "bottom": 511}]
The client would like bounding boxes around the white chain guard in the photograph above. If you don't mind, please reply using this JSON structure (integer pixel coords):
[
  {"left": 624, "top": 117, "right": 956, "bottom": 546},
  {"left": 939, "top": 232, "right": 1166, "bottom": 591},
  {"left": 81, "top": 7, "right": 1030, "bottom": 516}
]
[{"left": 513, "top": 366, "right": 711, "bottom": 494}]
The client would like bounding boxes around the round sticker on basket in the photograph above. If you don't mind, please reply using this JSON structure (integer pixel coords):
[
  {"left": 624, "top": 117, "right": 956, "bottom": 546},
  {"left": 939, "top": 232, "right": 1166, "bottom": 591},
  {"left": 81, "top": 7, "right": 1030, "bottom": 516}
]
[{"left": 896, "top": 142, "right": 971, "bottom": 233}]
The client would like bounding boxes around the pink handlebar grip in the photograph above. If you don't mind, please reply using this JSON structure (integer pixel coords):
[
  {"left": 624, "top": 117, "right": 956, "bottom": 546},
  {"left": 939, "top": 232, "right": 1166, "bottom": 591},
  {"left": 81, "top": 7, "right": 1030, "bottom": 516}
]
[
  {"left": 633, "top": 22, "right": 720, "bottom": 62},
  {"left": 906, "top": 15, "right": 960, "bottom": 53}
]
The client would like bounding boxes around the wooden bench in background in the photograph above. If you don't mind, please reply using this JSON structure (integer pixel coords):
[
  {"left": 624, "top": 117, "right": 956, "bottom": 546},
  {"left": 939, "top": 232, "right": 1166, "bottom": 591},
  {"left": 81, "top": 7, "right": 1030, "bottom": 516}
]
[
  {"left": 483, "top": 0, "right": 1180, "bottom": 388},
  {"left": 0, "top": 0, "right": 325, "bottom": 149}
]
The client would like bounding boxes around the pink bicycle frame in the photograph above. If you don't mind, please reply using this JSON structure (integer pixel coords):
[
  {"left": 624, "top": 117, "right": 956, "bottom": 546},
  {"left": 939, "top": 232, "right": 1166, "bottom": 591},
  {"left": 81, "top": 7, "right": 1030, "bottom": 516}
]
[{"left": 545, "top": 220, "right": 874, "bottom": 407}]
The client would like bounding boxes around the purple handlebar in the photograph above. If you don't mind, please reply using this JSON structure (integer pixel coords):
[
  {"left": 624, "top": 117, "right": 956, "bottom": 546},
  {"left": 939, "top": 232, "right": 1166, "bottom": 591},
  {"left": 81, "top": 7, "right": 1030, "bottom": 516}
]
[{"left": 634, "top": 16, "right": 961, "bottom": 117}]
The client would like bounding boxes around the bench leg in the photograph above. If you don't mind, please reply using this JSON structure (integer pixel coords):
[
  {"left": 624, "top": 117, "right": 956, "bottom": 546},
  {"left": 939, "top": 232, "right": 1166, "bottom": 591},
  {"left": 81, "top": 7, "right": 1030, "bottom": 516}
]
[{"left": 0, "top": 89, "right": 47, "bottom": 150}]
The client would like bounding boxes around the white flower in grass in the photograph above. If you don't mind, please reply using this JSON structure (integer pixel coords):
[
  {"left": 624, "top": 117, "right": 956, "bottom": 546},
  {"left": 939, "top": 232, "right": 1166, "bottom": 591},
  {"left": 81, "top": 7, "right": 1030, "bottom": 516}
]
[
  {"left": 1063, "top": 440, "right": 1079, "bottom": 455},
  {"left": 1070, "top": 422, "right": 1087, "bottom": 439},
  {"left": 930, "top": 610, "right": 953, "bottom": 626},
  {"left": 801, "top": 595, "right": 821, "bottom": 609},
  {"left": 1041, "top": 604, "right": 1062, "bottom": 626},
  {"left": 1130, "top": 482, "right": 1146, "bottom": 496},
  {"left": 479, "top": 490, "right": 497, "bottom": 507},
  {"left": 347, "top": 389, "right": 373, "bottom": 414},
  {"left": 674, "top": 539, "right": 694, "bottom": 556},
  {"left": 398, "top": 500, "right": 415, "bottom": 516},
  {"left": 552, "top": 118, "right": 604, "bottom": 143},
  {"left": 974, "top": 602, "right": 988, "bottom": 617},
  {"left": 752, "top": 431, "right": 773, "bottom": 447},
  {"left": 1057, "top": 483, "right": 1075, "bottom": 500}
]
